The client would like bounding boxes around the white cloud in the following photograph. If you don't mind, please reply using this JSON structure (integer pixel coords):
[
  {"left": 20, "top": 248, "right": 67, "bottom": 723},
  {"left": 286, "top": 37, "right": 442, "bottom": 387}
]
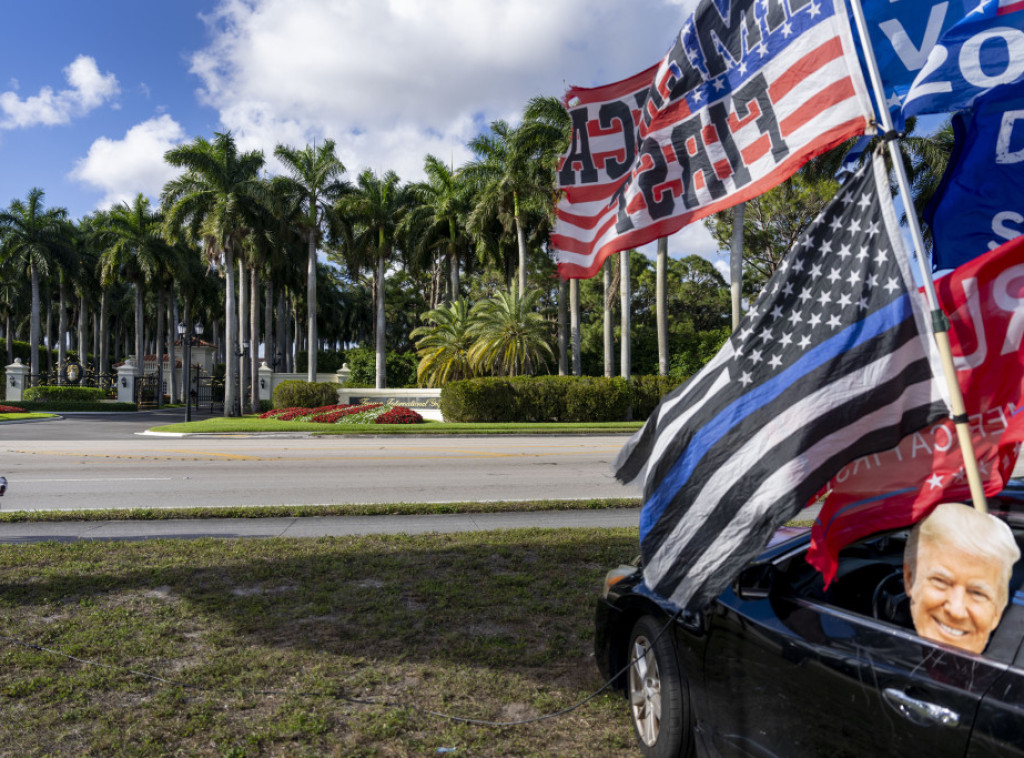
[
  {"left": 191, "top": 0, "right": 687, "bottom": 181},
  {"left": 0, "top": 56, "right": 119, "bottom": 130},
  {"left": 69, "top": 115, "right": 186, "bottom": 209}
]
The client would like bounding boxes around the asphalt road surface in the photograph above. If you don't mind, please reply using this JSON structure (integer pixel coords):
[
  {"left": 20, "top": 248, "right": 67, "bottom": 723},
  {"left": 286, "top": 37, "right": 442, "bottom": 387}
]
[{"left": 0, "top": 411, "right": 639, "bottom": 511}]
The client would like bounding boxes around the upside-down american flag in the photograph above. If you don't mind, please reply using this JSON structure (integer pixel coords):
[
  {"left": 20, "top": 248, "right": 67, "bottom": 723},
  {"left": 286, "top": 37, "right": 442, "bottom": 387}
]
[
  {"left": 552, "top": 0, "right": 874, "bottom": 279},
  {"left": 614, "top": 154, "right": 949, "bottom": 611}
]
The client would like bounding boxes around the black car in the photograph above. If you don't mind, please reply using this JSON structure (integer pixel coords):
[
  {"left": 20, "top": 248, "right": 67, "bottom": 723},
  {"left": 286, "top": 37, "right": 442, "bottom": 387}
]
[{"left": 595, "top": 479, "right": 1024, "bottom": 757}]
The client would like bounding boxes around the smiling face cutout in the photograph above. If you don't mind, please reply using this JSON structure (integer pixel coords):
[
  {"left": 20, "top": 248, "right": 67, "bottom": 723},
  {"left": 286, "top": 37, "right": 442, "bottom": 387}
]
[{"left": 903, "top": 536, "right": 1005, "bottom": 654}]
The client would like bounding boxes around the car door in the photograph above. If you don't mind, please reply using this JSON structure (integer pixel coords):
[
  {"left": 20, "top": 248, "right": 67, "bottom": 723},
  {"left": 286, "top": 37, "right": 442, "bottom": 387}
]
[{"left": 699, "top": 588, "right": 1002, "bottom": 758}]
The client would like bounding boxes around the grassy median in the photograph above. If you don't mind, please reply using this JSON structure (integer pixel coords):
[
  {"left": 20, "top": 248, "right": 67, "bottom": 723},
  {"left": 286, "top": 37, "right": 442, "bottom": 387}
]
[
  {"left": 0, "top": 528, "right": 642, "bottom": 757},
  {"left": 150, "top": 417, "right": 645, "bottom": 435}
]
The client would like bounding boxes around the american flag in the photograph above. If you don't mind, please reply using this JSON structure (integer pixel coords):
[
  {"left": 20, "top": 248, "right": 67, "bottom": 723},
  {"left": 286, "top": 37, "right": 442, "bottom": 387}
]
[
  {"left": 614, "top": 154, "right": 949, "bottom": 611},
  {"left": 553, "top": 0, "right": 874, "bottom": 280}
]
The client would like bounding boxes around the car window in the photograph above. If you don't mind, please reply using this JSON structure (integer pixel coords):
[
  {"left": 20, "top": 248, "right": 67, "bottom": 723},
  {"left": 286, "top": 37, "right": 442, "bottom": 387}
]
[{"left": 769, "top": 530, "right": 1024, "bottom": 664}]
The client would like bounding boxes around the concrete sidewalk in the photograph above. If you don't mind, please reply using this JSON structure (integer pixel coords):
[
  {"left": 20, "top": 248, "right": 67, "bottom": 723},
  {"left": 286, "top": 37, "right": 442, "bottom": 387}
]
[{"left": 0, "top": 508, "right": 643, "bottom": 545}]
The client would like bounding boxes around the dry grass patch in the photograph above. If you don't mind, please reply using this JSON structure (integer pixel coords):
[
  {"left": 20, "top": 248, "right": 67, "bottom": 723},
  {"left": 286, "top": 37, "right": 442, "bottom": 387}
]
[{"left": 0, "top": 528, "right": 642, "bottom": 757}]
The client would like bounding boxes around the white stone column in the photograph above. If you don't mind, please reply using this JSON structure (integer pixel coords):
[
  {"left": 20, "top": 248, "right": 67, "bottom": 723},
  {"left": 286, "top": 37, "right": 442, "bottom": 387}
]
[
  {"left": 117, "top": 360, "right": 137, "bottom": 404},
  {"left": 258, "top": 362, "right": 273, "bottom": 405},
  {"left": 5, "top": 358, "right": 28, "bottom": 403}
]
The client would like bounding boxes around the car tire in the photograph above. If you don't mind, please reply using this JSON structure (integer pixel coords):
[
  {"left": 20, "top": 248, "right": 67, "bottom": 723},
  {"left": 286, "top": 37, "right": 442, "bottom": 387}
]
[{"left": 627, "top": 614, "right": 693, "bottom": 758}]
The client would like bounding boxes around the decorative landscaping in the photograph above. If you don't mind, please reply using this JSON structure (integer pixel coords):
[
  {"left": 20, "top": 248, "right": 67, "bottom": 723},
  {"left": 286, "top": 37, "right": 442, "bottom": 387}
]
[
  {"left": 0, "top": 404, "right": 26, "bottom": 413},
  {"left": 258, "top": 402, "right": 424, "bottom": 425}
]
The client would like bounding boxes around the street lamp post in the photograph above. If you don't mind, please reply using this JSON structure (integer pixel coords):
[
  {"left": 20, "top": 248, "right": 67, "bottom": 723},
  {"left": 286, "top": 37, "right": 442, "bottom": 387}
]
[{"left": 177, "top": 321, "right": 204, "bottom": 423}]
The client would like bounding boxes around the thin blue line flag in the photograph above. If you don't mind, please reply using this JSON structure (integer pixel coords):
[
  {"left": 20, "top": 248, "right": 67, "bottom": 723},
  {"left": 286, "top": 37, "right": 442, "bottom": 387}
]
[{"left": 614, "top": 153, "right": 949, "bottom": 611}]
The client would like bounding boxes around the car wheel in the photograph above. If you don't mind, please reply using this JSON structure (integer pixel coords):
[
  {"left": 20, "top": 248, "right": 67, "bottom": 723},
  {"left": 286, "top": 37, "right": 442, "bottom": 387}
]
[{"left": 627, "top": 614, "right": 692, "bottom": 758}]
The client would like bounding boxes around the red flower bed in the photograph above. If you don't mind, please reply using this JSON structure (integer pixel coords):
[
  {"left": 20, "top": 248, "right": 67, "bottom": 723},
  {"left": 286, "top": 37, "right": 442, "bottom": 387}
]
[
  {"left": 261, "top": 404, "right": 352, "bottom": 421},
  {"left": 374, "top": 407, "right": 423, "bottom": 424},
  {"left": 0, "top": 404, "right": 26, "bottom": 413},
  {"left": 307, "top": 404, "right": 382, "bottom": 423}
]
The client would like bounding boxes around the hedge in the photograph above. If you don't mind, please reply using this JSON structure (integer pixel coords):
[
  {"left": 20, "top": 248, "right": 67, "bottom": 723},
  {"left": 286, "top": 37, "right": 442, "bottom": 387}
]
[
  {"left": 439, "top": 375, "right": 686, "bottom": 423},
  {"left": 12, "top": 401, "right": 137, "bottom": 412},
  {"left": 271, "top": 380, "right": 340, "bottom": 409},
  {"left": 22, "top": 386, "right": 107, "bottom": 403}
]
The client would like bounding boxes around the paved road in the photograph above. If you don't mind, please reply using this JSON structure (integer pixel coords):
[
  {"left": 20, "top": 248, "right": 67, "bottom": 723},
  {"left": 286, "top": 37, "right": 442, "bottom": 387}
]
[{"left": 0, "top": 411, "right": 639, "bottom": 511}]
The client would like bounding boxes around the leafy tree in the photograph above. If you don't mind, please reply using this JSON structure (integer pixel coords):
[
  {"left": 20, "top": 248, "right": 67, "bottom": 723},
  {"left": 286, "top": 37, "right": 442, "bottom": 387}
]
[
  {"left": 97, "top": 194, "right": 171, "bottom": 377},
  {"left": 464, "top": 120, "right": 550, "bottom": 298},
  {"left": 0, "top": 188, "right": 73, "bottom": 376},
  {"left": 163, "top": 132, "right": 268, "bottom": 416},
  {"left": 405, "top": 154, "right": 472, "bottom": 303},
  {"left": 469, "top": 288, "right": 554, "bottom": 377},
  {"left": 410, "top": 299, "right": 479, "bottom": 387},
  {"left": 272, "top": 139, "right": 347, "bottom": 379},
  {"left": 336, "top": 169, "right": 411, "bottom": 388}
]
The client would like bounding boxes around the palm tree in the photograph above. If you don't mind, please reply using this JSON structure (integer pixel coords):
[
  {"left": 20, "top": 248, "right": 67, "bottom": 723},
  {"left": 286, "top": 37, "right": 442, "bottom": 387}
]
[
  {"left": 97, "top": 194, "right": 171, "bottom": 379},
  {"left": 463, "top": 119, "right": 548, "bottom": 298},
  {"left": 469, "top": 288, "right": 554, "bottom": 377},
  {"left": 410, "top": 299, "right": 478, "bottom": 387},
  {"left": 337, "top": 169, "right": 410, "bottom": 389},
  {"left": 0, "top": 188, "right": 72, "bottom": 378},
  {"left": 272, "top": 139, "right": 347, "bottom": 380},
  {"left": 406, "top": 154, "right": 472, "bottom": 303},
  {"left": 163, "top": 132, "right": 267, "bottom": 416}
]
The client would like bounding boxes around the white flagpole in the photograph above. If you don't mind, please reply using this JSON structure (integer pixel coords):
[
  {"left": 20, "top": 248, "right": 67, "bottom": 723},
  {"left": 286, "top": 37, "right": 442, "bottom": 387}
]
[{"left": 848, "top": 0, "right": 988, "bottom": 512}]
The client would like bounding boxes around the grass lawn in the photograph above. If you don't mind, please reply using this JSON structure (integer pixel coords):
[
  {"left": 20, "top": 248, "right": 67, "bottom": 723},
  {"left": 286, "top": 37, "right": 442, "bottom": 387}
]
[
  {"left": 151, "top": 417, "right": 645, "bottom": 435},
  {"left": 0, "top": 528, "right": 642, "bottom": 757},
  {"left": 0, "top": 498, "right": 640, "bottom": 523},
  {"left": 0, "top": 412, "right": 58, "bottom": 422}
]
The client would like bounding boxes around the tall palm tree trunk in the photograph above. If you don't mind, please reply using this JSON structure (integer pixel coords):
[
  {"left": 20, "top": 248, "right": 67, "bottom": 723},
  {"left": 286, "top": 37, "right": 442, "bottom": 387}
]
[
  {"left": 223, "top": 248, "right": 238, "bottom": 417},
  {"left": 375, "top": 254, "right": 387, "bottom": 389},
  {"left": 620, "top": 250, "right": 631, "bottom": 382},
  {"left": 250, "top": 265, "right": 259, "bottom": 411},
  {"left": 557, "top": 279, "right": 568, "bottom": 376},
  {"left": 45, "top": 297, "right": 54, "bottom": 374},
  {"left": 656, "top": 237, "right": 668, "bottom": 376},
  {"left": 58, "top": 275, "right": 68, "bottom": 380},
  {"left": 77, "top": 292, "right": 87, "bottom": 365},
  {"left": 570, "top": 279, "right": 581, "bottom": 377},
  {"left": 307, "top": 234, "right": 317, "bottom": 380},
  {"left": 604, "top": 259, "right": 615, "bottom": 377},
  {"left": 168, "top": 296, "right": 177, "bottom": 404},
  {"left": 238, "top": 258, "right": 249, "bottom": 414},
  {"left": 99, "top": 288, "right": 110, "bottom": 376},
  {"left": 264, "top": 280, "right": 275, "bottom": 374},
  {"left": 515, "top": 215, "right": 527, "bottom": 298},
  {"left": 134, "top": 281, "right": 144, "bottom": 377}
]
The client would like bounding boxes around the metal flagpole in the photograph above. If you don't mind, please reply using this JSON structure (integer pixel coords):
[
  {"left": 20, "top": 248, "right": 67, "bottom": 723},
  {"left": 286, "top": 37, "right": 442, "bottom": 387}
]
[{"left": 847, "top": 0, "right": 988, "bottom": 512}]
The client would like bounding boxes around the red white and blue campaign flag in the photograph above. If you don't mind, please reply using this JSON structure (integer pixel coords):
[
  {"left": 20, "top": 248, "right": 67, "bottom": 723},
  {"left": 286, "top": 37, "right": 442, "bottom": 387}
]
[
  {"left": 902, "top": 0, "right": 1024, "bottom": 116},
  {"left": 923, "top": 83, "right": 1024, "bottom": 270},
  {"left": 808, "top": 235, "right": 1024, "bottom": 584},
  {"left": 614, "top": 154, "right": 948, "bottom": 610},
  {"left": 552, "top": 0, "right": 874, "bottom": 279}
]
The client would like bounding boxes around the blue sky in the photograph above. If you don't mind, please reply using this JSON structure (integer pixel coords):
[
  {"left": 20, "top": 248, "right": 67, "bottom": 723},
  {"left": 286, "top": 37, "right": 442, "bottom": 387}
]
[{"left": 0, "top": 0, "right": 726, "bottom": 262}]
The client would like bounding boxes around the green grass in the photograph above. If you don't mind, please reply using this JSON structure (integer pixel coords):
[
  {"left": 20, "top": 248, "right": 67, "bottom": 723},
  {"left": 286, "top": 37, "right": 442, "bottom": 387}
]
[
  {"left": 0, "top": 529, "right": 642, "bottom": 757},
  {"left": 151, "top": 417, "right": 645, "bottom": 435},
  {"left": 0, "top": 412, "right": 59, "bottom": 422},
  {"left": 0, "top": 498, "right": 640, "bottom": 523}
]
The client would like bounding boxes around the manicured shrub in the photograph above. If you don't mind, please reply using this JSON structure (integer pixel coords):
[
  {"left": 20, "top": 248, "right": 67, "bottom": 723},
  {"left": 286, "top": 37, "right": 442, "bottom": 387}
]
[
  {"left": 440, "top": 374, "right": 683, "bottom": 423},
  {"left": 629, "top": 375, "right": 687, "bottom": 420},
  {"left": 22, "top": 385, "right": 106, "bottom": 403},
  {"left": 344, "top": 347, "right": 419, "bottom": 388},
  {"left": 295, "top": 349, "right": 346, "bottom": 374},
  {"left": 271, "top": 380, "right": 339, "bottom": 409}
]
